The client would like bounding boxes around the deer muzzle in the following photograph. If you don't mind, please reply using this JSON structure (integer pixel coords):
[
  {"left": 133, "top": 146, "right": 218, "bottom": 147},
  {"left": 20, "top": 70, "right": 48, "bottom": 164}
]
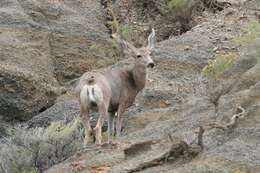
[{"left": 147, "top": 62, "right": 155, "bottom": 68}]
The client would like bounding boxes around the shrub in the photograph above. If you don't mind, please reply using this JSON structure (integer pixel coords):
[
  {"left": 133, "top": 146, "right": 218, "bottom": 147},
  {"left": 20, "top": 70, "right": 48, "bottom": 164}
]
[
  {"left": 202, "top": 52, "right": 239, "bottom": 80},
  {"left": 234, "top": 19, "right": 260, "bottom": 63},
  {"left": 167, "top": 0, "right": 195, "bottom": 17},
  {"left": 0, "top": 117, "right": 84, "bottom": 173},
  {"left": 0, "top": 139, "right": 37, "bottom": 173},
  {"left": 255, "top": 39, "right": 260, "bottom": 63},
  {"left": 107, "top": 19, "right": 132, "bottom": 39},
  {"left": 107, "top": 17, "right": 120, "bottom": 35},
  {"left": 163, "top": 0, "right": 197, "bottom": 33},
  {"left": 119, "top": 24, "right": 132, "bottom": 39},
  {"left": 234, "top": 19, "right": 260, "bottom": 46}
]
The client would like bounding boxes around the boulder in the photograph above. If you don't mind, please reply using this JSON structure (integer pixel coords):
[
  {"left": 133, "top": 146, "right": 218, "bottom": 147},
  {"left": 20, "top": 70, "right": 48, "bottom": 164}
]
[{"left": 0, "top": 27, "right": 60, "bottom": 121}]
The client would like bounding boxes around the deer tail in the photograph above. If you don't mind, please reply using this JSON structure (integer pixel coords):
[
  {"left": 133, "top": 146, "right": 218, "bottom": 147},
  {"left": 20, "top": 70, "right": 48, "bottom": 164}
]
[{"left": 87, "top": 75, "right": 95, "bottom": 85}]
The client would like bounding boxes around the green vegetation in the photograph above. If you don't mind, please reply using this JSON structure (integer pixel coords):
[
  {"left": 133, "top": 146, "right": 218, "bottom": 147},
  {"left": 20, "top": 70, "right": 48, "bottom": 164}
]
[
  {"left": 89, "top": 43, "right": 99, "bottom": 50},
  {"left": 234, "top": 19, "right": 260, "bottom": 46},
  {"left": 204, "top": 19, "right": 260, "bottom": 80},
  {"left": 45, "top": 117, "right": 81, "bottom": 139},
  {"left": 234, "top": 18, "right": 260, "bottom": 63},
  {"left": 105, "top": 5, "right": 132, "bottom": 40},
  {"left": 164, "top": 0, "right": 196, "bottom": 20},
  {"left": 158, "top": 0, "right": 197, "bottom": 32},
  {"left": 202, "top": 53, "right": 239, "bottom": 80},
  {"left": 88, "top": 39, "right": 121, "bottom": 69},
  {"left": 0, "top": 142, "right": 37, "bottom": 173},
  {"left": 167, "top": 0, "right": 195, "bottom": 17},
  {"left": 256, "top": 41, "right": 260, "bottom": 63},
  {"left": 107, "top": 19, "right": 132, "bottom": 39},
  {"left": 107, "top": 15, "right": 119, "bottom": 34},
  {"left": 109, "top": 38, "right": 119, "bottom": 50},
  {"left": 119, "top": 24, "right": 132, "bottom": 39}
]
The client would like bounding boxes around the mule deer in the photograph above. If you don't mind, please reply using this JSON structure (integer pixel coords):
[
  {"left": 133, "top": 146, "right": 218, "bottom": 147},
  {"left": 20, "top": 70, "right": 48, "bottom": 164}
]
[{"left": 75, "top": 29, "right": 156, "bottom": 145}]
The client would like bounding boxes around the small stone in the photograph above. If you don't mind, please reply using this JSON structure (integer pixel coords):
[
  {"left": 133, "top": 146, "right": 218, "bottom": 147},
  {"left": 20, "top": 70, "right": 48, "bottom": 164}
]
[{"left": 184, "top": 46, "right": 191, "bottom": 51}]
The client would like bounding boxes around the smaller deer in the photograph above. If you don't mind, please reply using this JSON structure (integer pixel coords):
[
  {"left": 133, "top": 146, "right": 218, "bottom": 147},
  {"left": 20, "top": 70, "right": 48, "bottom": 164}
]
[{"left": 75, "top": 29, "right": 156, "bottom": 145}]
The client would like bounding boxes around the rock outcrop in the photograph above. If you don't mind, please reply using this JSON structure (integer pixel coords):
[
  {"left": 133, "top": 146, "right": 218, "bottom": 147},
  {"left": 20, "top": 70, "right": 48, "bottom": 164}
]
[{"left": 0, "top": 0, "right": 119, "bottom": 121}]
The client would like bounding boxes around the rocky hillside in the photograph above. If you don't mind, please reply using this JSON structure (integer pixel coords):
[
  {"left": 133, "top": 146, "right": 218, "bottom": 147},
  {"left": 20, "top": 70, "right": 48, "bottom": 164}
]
[
  {"left": 0, "top": 0, "right": 119, "bottom": 121},
  {"left": 1, "top": 0, "right": 260, "bottom": 173}
]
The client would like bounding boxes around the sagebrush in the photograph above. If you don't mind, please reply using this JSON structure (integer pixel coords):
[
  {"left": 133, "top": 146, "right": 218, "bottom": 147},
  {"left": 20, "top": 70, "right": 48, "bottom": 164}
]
[
  {"left": 202, "top": 52, "right": 239, "bottom": 80},
  {"left": 0, "top": 118, "right": 84, "bottom": 173}
]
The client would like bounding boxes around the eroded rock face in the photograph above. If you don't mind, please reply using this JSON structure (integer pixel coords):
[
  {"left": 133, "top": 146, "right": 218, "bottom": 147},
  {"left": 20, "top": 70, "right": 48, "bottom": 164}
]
[
  {"left": 0, "top": 27, "right": 60, "bottom": 121},
  {"left": 0, "top": 0, "right": 119, "bottom": 121}
]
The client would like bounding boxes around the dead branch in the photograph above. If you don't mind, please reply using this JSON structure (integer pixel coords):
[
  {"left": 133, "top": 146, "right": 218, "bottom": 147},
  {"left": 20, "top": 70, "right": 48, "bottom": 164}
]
[{"left": 207, "top": 105, "right": 246, "bottom": 131}]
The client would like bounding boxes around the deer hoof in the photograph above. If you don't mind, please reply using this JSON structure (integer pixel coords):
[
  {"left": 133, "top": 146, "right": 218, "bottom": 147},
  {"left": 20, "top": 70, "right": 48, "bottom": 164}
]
[
  {"left": 83, "top": 140, "right": 90, "bottom": 147},
  {"left": 95, "top": 140, "right": 102, "bottom": 146}
]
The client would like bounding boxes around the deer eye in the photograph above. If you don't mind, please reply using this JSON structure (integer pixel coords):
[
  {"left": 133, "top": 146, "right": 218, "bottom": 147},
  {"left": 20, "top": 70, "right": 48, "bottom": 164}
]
[{"left": 137, "top": 55, "right": 142, "bottom": 58}]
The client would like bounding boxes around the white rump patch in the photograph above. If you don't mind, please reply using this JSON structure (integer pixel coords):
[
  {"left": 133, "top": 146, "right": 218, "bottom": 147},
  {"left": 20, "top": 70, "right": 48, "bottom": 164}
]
[{"left": 80, "top": 84, "right": 103, "bottom": 107}]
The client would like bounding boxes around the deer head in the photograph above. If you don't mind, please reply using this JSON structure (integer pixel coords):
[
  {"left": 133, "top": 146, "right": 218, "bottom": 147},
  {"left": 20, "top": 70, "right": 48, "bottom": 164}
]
[{"left": 120, "top": 29, "right": 156, "bottom": 68}]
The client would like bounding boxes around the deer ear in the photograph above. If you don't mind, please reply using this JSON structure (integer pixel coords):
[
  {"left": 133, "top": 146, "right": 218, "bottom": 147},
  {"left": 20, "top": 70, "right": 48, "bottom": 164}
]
[
  {"left": 113, "top": 34, "right": 138, "bottom": 55},
  {"left": 120, "top": 40, "right": 138, "bottom": 55},
  {"left": 147, "top": 28, "right": 155, "bottom": 50}
]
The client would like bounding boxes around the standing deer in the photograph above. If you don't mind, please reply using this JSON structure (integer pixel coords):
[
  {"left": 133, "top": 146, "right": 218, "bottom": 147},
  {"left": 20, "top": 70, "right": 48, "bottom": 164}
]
[{"left": 75, "top": 29, "right": 156, "bottom": 145}]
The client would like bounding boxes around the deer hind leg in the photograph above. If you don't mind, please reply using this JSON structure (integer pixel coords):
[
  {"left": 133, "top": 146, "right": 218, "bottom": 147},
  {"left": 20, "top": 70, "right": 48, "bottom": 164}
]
[
  {"left": 80, "top": 108, "right": 92, "bottom": 146},
  {"left": 116, "top": 106, "right": 124, "bottom": 137},
  {"left": 107, "top": 111, "right": 115, "bottom": 143},
  {"left": 94, "top": 103, "right": 108, "bottom": 145}
]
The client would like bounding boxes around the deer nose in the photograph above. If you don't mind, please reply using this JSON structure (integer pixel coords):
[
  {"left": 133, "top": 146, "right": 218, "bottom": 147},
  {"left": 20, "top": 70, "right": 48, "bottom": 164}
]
[{"left": 147, "top": 62, "right": 155, "bottom": 68}]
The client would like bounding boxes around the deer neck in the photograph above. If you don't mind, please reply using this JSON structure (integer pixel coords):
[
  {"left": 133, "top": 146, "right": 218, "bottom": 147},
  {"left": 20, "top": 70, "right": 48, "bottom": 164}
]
[{"left": 131, "top": 63, "right": 147, "bottom": 91}]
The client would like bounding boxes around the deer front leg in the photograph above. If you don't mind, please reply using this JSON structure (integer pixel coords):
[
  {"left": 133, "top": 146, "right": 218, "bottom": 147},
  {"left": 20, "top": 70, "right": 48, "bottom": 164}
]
[
  {"left": 94, "top": 103, "right": 108, "bottom": 145},
  {"left": 80, "top": 108, "right": 92, "bottom": 146}
]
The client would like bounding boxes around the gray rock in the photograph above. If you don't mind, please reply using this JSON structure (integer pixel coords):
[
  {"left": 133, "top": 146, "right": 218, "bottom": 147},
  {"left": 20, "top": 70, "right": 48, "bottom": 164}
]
[{"left": 27, "top": 100, "right": 80, "bottom": 128}]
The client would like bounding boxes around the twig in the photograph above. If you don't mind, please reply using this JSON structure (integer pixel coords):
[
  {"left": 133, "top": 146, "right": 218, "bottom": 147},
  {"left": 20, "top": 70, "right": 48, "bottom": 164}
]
[
  {"left": 167, "top": 133, "right": 174, "bottom": 143},
  {"left": 207, "top": 105, "right": 246, "bottom": 131},
  {"left": 226, "top": 105, "right": 245, "bottom": 129},
  {"left": 197, "top": 126, "right": 205, "bottom": 149}
]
